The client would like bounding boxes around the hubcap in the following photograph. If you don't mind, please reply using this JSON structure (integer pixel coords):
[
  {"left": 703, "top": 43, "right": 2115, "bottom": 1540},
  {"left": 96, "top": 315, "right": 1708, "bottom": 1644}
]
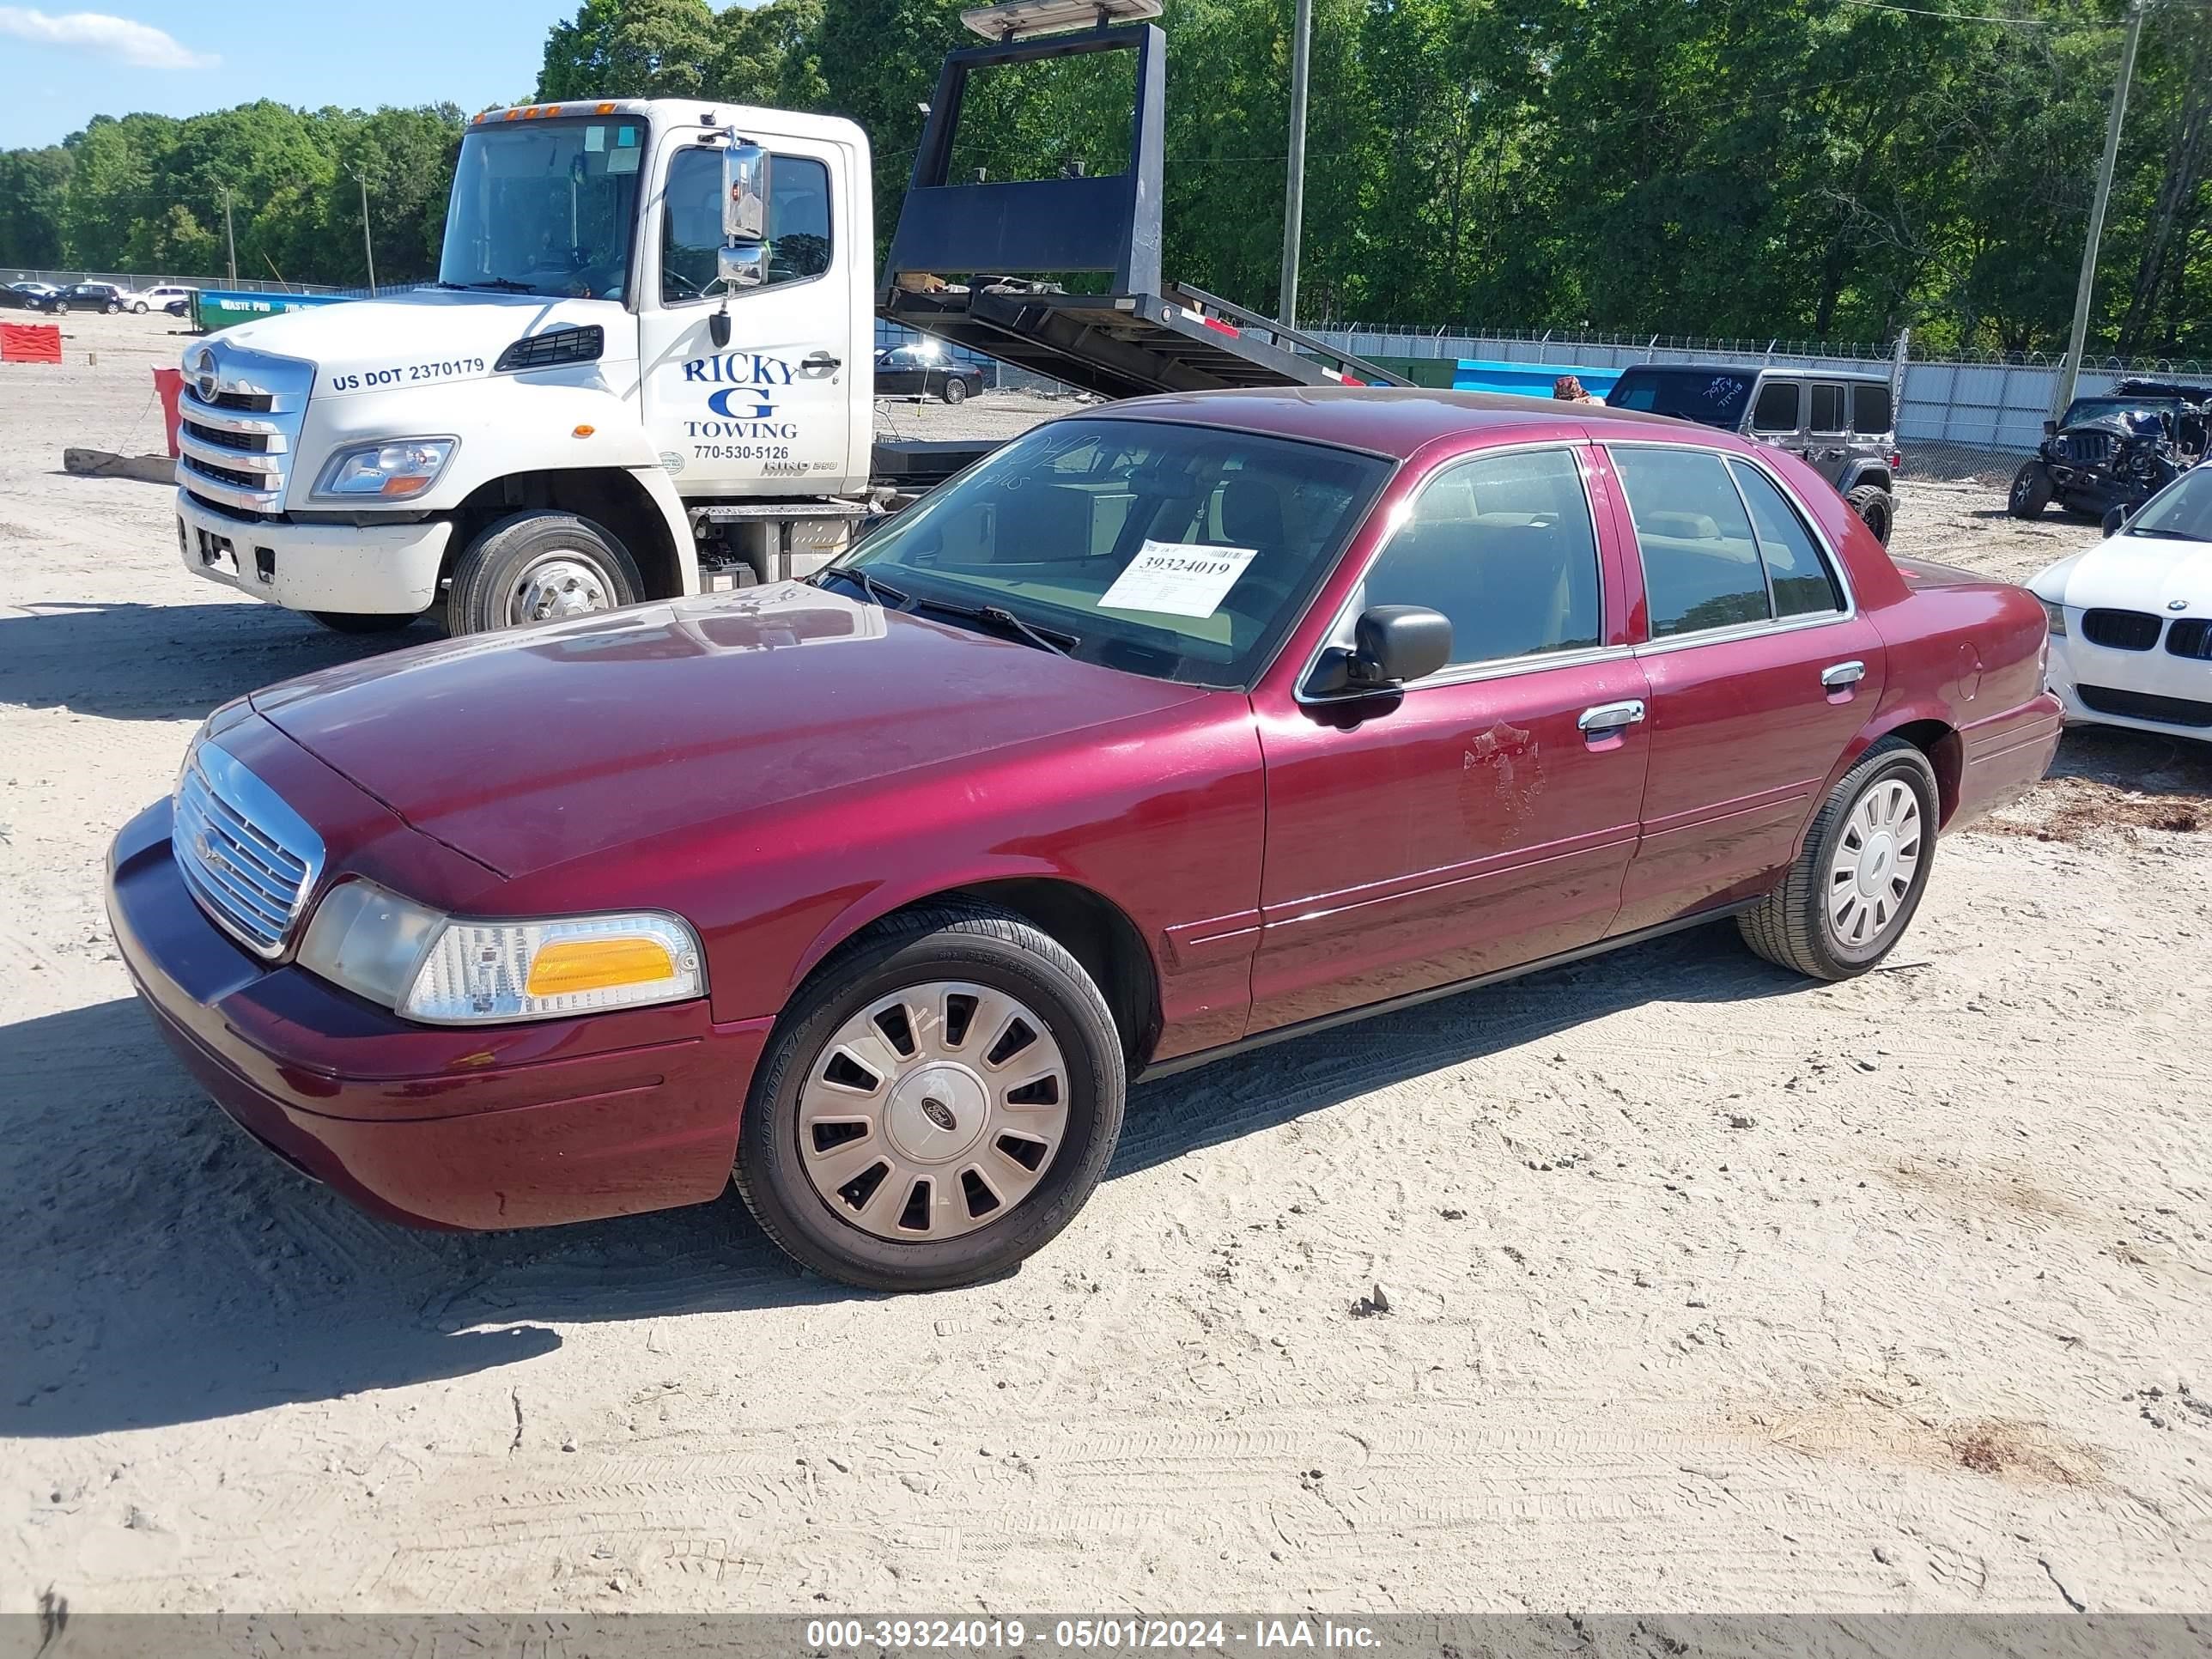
[
  {"left": 507, "top": 554, "right": 613, "bottom": 624},
  {"left": 798, "top": 981, "right": 1070, "bottom": 1242},
  {"left": 1827, "top": 778, "right": 1922, "bottom": 949}
]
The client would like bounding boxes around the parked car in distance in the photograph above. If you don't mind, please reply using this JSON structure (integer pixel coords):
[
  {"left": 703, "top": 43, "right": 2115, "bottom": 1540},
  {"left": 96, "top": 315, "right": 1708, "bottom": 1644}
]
[
  {"left": 108, "top": 390, "right": 2060, "bottom": 1291},
  {"left": 163, "top": 293, "right": 197, "bottom": 319},
  {"left": 2029, "top": 463, "right": 2212, "bottom": 742},
  {"left": 6, "top": 281, "right": 66, "bottom": 313},
  {"left": 875, "top": 342, "right": 988, "bottom": 404},
  {"left": 2008, "top": 378, "right": 2209, "bottom": 524},
  {"left": 64, "top": 282, "right": 131, "bottom": 313},
  {"left": 0, "top": 284, "right": 40, "bottom": 311},
  {"left": 1607, "top": 363, "right": 1901, "bottom": 544},
  {"left": 126, "top": 283, "right": 198, "bottom": 315}
]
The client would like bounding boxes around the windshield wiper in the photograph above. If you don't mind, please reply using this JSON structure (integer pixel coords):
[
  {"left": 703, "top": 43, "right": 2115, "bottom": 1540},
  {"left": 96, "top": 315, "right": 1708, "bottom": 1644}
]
[
  {"left": 817, "top": 565, "right": 908, "bottom": 607},
  {"left": 458, "top": 277, "right": 537, "bottom": 293},
  {"left": 913, "top": 595, "right": 1079, "bottom": 657},
  {"left": 2126, "top": 526, "right": 2209, "bottom": 542}
]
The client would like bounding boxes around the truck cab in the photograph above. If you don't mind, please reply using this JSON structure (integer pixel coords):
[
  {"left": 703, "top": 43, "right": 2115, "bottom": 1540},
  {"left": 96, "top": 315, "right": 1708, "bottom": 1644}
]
[{"left": 176, "top": 98, "right": 875, "bottom": 635}]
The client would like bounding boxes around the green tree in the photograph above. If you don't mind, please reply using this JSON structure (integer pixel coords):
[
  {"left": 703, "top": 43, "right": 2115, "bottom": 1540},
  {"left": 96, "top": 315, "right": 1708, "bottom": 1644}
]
[{"left": 539, "top": 0, "right": 720, "bottom": 100}]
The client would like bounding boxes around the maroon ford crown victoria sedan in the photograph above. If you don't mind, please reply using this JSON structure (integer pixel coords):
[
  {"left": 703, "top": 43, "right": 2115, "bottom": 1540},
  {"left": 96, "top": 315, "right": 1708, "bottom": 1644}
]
[{"left": 110, "top": 390, "right": 2061, "bottom": 1291}]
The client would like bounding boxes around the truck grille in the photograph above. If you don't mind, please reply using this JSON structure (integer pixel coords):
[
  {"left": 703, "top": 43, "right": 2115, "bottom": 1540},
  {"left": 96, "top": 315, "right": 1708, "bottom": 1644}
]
[
  {"left": 172, "top": 740, "right": 325, "bottom": 957},
  {"left": 2079, "top": 608, "right": 2164, "bottom": 651},
  {"left": 174, "top": 341, "right": 312, "bottom": 516},
  {"left": 2075, "top": 684, "right": 2212, "bottom": 728},
  {"left": 2054, "top": 431, "right": 2115, "bottom": 465}
]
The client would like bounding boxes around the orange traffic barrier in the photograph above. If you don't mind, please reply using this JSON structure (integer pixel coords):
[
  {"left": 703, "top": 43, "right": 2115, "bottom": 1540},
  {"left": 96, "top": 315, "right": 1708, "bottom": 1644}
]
[
  {"left": 1, "top": 322, "right": 63, "bottom": 364},
  {"left": 153, "top": 367, "right": 185, "bottom": 457}
]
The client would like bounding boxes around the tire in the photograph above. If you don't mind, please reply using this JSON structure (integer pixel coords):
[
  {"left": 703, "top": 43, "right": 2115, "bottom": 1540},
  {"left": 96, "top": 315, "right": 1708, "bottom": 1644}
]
[
  {"left": 1845, "top": 483, "right": 1893, "bottom": 544},
  {"left": 939, "top": 374, "right": 968, "bottom": 405},
  {"left": 2008, "top": 462, "right": 2053, "bottom": 519},
  {"left": 735, "top": 902, "right": 1127, "bottom": 1292},
  {"left": 1738, "top": 736, "right": 1940, "bottom": 981},
  {"left": 443, "top": 510, "right": 643, "bottom": 635},
  {"left": 51, "top": 301, "right": 67, "bottom": 317},
  {"left": 310, "top": 610, "right": 421, "bottom": 635},
  {"left": 105, "top": 301, "right": 121, "bottom": 314},
  {"left": 132, "top": 301, "right": 149, "bottom": 314}
]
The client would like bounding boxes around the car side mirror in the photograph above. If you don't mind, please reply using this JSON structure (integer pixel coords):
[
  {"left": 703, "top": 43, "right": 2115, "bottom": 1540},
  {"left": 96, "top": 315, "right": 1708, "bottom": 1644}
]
[
  {"left": 1306, "top": 605, "right": 1453, "bottom": 697},
  {"left": 2043, "top": 419, "right": 2057, "bottom": 437},
  {"left": 2102, "top": 505, "right": 2130, "bottom": 537}
]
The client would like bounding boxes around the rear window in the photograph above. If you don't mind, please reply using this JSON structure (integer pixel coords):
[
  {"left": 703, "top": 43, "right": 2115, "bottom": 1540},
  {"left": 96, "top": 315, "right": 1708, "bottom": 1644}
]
[
  {"left": 1610, "top": 447, "right": 1771, "bottom": 636},
  {"left": 1605, "top": 368, "right": 1755, "bottom": 430},
  {"left": 1852, "top": 383, "right": 1893, "bottom": 435},
  {"left": 1810, "top": 384, "right": 1847, "bottom": 431}
]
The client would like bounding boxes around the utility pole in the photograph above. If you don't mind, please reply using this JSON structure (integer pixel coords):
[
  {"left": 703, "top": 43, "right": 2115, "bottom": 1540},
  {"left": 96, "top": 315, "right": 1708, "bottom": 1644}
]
[
  {"left": 1278, "top": 0, "right": 1311, "bottom": 331},
  {"left": 220, "top": 185, "right": 237, "bottom": 286},
  {"left": 356, "top": 172, "right": 377, "bottom": 295},
  {"left": 2052, "top": 0, "right": 2146, "bottom": 416}
]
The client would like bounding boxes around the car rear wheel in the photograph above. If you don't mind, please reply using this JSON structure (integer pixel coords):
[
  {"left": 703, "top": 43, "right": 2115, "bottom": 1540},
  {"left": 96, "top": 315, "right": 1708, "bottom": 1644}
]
[
  {"left": 444, "top": 510, "right": 643, "bottom": 635},
  {"left": 735, "top": 902, "right": 1126, "bottom": 1291},
  {"left": 310, "top": 611, "right": 422, "bottom": 635},
  {"left": 2008, "top": 462, "right": 2053, "bottom": 519},
  {"left": 105, "top": 301, "right": 121, "bottom": 313},
  {"left": 1737, "top": 736, "right": 1939, "bottom": 981},
  {"left": 939, "top": 375, "right": 969, "bottom": 405},
  {"left": 1845, "top": 483, "right": 1893, "bottom": 544}
]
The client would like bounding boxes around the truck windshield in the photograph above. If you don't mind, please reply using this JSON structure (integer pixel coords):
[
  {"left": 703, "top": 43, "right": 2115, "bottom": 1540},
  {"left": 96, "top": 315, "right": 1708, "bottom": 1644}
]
[
  {"left": 439, "top": 117, "right": 647, "bottom": 301},
  {"left": 830, "top": 418, "right": 1392, "bottom": 690},
  {"left": 2058, "top": 398, "right": 2176, "bottom": 430},
  {"left": 1605, "top": 368, "right": 1756, "bottom": 429}
]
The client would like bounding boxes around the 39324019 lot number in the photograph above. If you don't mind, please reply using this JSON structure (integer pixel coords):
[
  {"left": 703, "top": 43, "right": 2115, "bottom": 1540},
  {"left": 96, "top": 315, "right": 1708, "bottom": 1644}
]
[{"left": 326, "top": 357, "right": 485, "bottom": 392}]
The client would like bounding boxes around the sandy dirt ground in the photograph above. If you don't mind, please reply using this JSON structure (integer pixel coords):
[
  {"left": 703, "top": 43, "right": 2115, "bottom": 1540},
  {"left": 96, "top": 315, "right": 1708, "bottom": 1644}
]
[{"left": 3, "top": 313, "right": 2209, "bottom": 1615}]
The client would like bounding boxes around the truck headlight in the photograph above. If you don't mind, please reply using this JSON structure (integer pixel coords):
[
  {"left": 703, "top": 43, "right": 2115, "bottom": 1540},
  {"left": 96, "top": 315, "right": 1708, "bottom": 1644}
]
[
  {"left": 297, "top": 879, "right": 704, "bottom": 1024},
  {"left": 313, "top": 437, "right": 457, "bottom": 500}
]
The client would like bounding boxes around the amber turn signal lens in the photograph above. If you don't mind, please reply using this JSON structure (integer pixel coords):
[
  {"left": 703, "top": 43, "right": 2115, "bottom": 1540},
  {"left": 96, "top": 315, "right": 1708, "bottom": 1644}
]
[{"left": 525, "top": 937, "right": 678, "bottom": 998}]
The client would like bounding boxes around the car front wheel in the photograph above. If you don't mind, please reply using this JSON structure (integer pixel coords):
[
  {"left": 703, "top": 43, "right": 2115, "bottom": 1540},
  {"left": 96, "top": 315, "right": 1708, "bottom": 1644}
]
[
  {"left": 1737, "top": 736, "right": 1939, "bottom": 981},
  {"left": 735, "top": 903, "right": 1126, "bottom": 1291},
  {"left": 2008, "top": 462, "right": 2053, "bottom": 519},
  {"left": 444, "top": 510, "right": 643, "bottom": 635},
  {"left": 132, "top": 301, "right": 149, "bottom": 314}
]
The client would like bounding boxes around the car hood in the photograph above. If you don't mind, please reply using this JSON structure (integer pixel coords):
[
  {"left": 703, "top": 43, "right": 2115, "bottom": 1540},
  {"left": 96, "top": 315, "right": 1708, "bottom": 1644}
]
[
  {"left": 217, "top": 289, "right": 632, "bottom": 396},
  {"left": 2030, "top": 535, "right": 2212, "bottom": 613},
  {"left": 250, "top": 584, "right": 1209, "bottom": 878}
]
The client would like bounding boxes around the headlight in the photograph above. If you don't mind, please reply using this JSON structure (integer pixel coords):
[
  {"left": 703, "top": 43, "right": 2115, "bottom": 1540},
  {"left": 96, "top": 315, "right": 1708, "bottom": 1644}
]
[
  {"left": 313, "top": 437, "right": 457, "bottom": 500},
  {"left": 2039, "top": 599, "right": 2067, "bottom": 638},
  {"left": 297, "top": 879, "right": 704, "bottom": 1024}
]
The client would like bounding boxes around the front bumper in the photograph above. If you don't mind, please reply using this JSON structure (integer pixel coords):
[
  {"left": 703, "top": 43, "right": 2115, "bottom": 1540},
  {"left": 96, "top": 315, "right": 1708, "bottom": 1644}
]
[
  {"left": 106, "top": 800, "right": 769, "bottom": 1231},
  {"left": 177, "top": 489, "right": 452, "bottom": 617},
  {"left": 2046, "top": 636, "right": 2212, "bottom": 742}
]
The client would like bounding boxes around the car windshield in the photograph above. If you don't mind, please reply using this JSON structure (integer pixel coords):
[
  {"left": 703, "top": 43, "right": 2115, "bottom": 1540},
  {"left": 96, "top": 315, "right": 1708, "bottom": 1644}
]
[
  {"left": 829, "top": 418, "right": 1393, "bottom": 689},
  {"left": 1604, "top": 368, "right": 1755, "bottom": 428},
  {"left": 439, "top": 117, "right": 647, "bottom": 301},
  {"left": 2059, "top": 398, "right": 2177, "bottom": 430},
  {"left": 2124, "top": 468, "right": 2212, "bottom": 543}
]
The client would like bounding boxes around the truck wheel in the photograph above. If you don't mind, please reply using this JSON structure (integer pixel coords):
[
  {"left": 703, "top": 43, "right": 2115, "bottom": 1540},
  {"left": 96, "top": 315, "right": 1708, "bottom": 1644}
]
[
  {"left": 310, "top": 611, "right": 421, "bottom": 635},
  {"left": 734, "top": 902, "right": 1126, "bottom": 1292},
  {"left": 2008, "top": 462, "right": 2053, "bottom": 519},
  {"left": 1845, "top": 484, "right": 1893, "bottom": 544},
  {"left": 444, "top": 511, "right": 642, "bottom": 635},
  {"left": 939, "top": 375, "right": 968, "bottom": 405},
  {"left": 1737, "top": 736, "right": 1939, "bottom": 981}
]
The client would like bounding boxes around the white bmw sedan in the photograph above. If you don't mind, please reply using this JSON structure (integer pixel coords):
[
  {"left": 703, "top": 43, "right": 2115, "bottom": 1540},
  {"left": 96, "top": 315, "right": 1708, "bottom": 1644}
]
[{"left": 2031, "top": 466, "right": 2212, "bottom": 743}]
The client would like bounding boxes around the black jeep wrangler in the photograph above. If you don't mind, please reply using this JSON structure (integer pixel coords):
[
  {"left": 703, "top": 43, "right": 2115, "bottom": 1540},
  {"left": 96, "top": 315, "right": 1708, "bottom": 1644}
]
[
  {"left": 1606, "top": 363, "right": 1901, "bottom": 543},
  {"left": 2008, "top": 378, "right": 2209, "bottom": 522}
]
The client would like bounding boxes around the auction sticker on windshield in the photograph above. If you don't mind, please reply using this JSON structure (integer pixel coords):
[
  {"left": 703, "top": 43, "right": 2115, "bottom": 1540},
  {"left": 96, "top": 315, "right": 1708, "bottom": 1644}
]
[{"left": 1097, "top": 539, "right": 1257, "bottom": 618}]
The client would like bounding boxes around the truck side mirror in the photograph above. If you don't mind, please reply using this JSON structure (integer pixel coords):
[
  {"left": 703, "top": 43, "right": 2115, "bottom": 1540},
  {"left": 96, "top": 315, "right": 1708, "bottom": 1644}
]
[
  {"left": 723, "top": 141, "right": 770, "bottom": 244},
  {"left": 717, "top": 246, "right": 767, "bottom": 291}
]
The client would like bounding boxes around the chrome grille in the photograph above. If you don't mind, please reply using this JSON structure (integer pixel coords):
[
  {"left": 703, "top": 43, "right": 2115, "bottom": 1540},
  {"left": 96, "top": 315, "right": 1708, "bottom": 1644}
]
[
  {"left": 172, "top": 739, "right": 325, "bottom": 957},
  {"left": 174, "top": 340, "right": 313, "bottom": 516}
]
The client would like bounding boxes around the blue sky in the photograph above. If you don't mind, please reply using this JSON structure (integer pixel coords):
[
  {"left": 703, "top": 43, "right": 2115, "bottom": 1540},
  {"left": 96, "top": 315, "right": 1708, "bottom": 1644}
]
[{"left": 0, "top": 3, "right": 578, "bottom": 149}]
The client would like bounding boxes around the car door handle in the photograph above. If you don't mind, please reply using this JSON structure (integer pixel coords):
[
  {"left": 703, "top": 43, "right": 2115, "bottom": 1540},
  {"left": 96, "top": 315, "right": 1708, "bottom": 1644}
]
[
  {"left": 1577, "top": 699, "right": 1647, "bottom": 732},
  {"left": 1820, "top": 660, "right": 1866, "bottom": 689},
  {"left": 800, "top": 350, "right": 842, "bottom": 376}
]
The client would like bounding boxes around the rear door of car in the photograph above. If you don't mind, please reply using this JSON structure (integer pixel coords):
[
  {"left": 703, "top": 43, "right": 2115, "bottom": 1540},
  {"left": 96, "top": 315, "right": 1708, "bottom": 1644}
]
[
  {"left": 1602, "top": 441, "right": 1885, "bottom": 933},
  {"left": 1804, "top": 381, "right": 1853, "bottom": 483},
  {"left": 1248, "top": 442, "right": 1651, "bottom": 1031}
]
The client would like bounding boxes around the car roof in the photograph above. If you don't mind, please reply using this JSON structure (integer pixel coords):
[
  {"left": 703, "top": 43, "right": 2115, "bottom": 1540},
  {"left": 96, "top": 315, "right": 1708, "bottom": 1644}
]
[
  {"left": 1087, "top": 385, "right": 1736, "bottom": 461},
  {"left": 1619, "top": 361, "right": 1891, "bottom": 384}
]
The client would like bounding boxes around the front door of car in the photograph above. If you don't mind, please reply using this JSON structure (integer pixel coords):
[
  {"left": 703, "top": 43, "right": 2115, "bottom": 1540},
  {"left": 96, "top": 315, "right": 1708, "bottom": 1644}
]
[
  {"left": 1601, "top": 442, "right": 1886, "bottom": 933},
  {"left": 1747, "top": 377, "right": 1804, "bottom": 464},
  {"left": 1248, "top": 444, "right": 1651, "bottom": 1034},
  {"left": 640, "top": 127, "right": 864, "bottom": 495}
]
